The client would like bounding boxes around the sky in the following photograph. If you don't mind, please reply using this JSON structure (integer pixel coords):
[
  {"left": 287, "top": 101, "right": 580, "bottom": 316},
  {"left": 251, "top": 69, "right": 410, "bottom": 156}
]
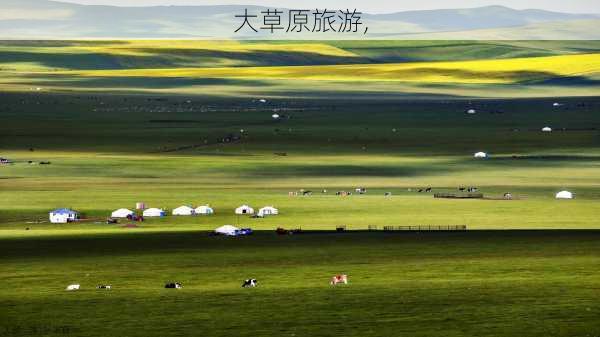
[{"left": 57, "top": 0, "right": 600, "bottom": 14}]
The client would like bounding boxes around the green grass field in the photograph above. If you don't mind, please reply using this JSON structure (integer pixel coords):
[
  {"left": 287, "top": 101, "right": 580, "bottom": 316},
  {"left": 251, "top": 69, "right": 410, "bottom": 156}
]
[
  {"left": 1, "top": 40, "right": 600, "bottom": 336},
  {"left": 3, "top": 231, "right": 600, "bottom": 337}
]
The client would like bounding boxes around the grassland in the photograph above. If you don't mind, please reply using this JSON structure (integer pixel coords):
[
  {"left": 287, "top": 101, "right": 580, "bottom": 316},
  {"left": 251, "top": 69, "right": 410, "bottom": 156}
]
[
  {"left": 59, "top": 53, "right": 599, "bottom": 85},
  {"left": 2, "top": 231, "right": 600, "bottom": 337},
  {"left": 1, "top": 40, "right": 599, "bottom": 98},
  {"left": 1, "top": 40, "right": 600, "bottom": 337},
  {"left": 1, "top": 94, "right": 600, "bottom": 231}
]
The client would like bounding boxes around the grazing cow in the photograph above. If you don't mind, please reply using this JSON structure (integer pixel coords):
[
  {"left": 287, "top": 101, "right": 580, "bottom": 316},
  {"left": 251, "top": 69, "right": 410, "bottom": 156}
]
[
  {"left": 97, "top": 285, "right": 111, "bottom": 290},
  {"left": 303, "top": 191, "right": 313, "bottom": 196},
  {"left": 330, "top": 275, "right": 348, "bottom": 285},
  {"left": 425, "top": 187, "right": 432, "bottom": 192},
  {"left": 459, "top": 187, "right": 466, "bottom": 192},
  {"left": 66, "top": 284, "right": 80, "bottom": 291},
  {"left": 418, "top": 189, "right": 423, "bottom": 193},
  {"left": 165, "top": 282, "right": 182, "bottom": 289},
  {"left": 242, "top": 279, "right": 258, "bottom": 288}
]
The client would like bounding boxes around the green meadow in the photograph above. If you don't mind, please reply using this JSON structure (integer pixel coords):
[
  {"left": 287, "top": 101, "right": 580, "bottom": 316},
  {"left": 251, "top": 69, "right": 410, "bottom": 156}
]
[
  {"left": 3, "top": 231, "right": 600, "bottom": 337},
  {"left": 1, "top": 40, "right": 600, "bottom": 336}
]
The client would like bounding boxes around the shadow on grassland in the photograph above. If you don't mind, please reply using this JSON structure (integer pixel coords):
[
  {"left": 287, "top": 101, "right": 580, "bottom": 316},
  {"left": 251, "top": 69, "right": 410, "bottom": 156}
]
[
  {"left": 238, "top": 163, "right": 454, "bottom": 178},
  {"left": 388, "top": 68, "right": 600, "bottom": 85},
  {"left": 1, "top": 230, "right": 599, "bottom": 260},
  {"left": 5, "top": 75, "right": 466, "bottom": 99},
  {"left": 129, "top": 48, "right": 369, "bottom": 67},
  {"left": 235, "top": 154, "right": 600, "bottom": 180},
  {"left": 17, "top": 73, "right": 275, "bottom": 89},
  {"left": 490, "top": 155, "right": 600, "bottom": 162},
  {"left": 456, "top": 155, "right": 600, "bottom": 169},
  {"left": 0, "top": 49, "right": 368, "bottom": 70},
  {"left": 0, "top": 41, "right": 129, "bottom": 48},
  {"left": 534, "top": 76, "right": 600, "bottom": 86}
]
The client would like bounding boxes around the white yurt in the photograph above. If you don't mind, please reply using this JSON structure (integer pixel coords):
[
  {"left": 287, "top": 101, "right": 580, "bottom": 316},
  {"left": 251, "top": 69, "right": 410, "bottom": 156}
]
[
  {"left": 467, "top": 109, "right": 477, "bottom": 114},
  {"left": 49, "top": 208, "right": 79, "bottom": 223},
  {"left": 215, "top": 225, "right": 240, "bottom": 236},
  {"left": 143, "top": 208, "right": 166, "bottom": 217},
  {"left": 195, "top": 205, "right": 214, "bottom": 215},
  {"left": 258, "top": 206, "right": 279, "bottom": 217},
  {"left": 235, "top": 205, "right": 254, "bottom": 215},
  {"left": 172, "top": 206, "right": 194, "bottom": 216},
  {"left": 555, "top": 191, "right": 573, "bottom": 199},
  {"left": 272, "top": 113, "right": 280, "bottom": 119},
  {"left": 111, "top": 208, "right": 134, "bottom": 218},
  {"left": 542, "top": 127, "right": 553, "bottom": 132},
  {"left": 474, "top": 152, "right": 488, "bottom": 158}
]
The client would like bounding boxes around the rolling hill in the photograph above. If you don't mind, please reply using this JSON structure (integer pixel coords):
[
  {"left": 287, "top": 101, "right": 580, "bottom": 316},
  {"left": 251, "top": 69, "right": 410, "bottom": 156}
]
[{"left": 0, "top": 0, "right": 598, "bottom": 39}]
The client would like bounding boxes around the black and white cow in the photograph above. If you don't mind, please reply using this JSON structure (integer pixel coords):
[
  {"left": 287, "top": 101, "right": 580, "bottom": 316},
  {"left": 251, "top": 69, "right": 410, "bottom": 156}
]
[
  {"left": 97, "top": 285, "right": 111, "bottom": 290},
  {"left": 165, "top": 282, "right": 182, "bottom": 289},
  {"left": 242, "top": 279, "right": 258, "bottom": 288}
]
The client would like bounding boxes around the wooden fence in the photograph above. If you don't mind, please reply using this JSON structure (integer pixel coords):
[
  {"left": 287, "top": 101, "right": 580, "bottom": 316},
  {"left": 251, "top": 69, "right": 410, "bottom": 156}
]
[
  {"left": 382, "top": 225, "right": 467, "bottom": 232},
  {"left": 434, "top": 193, "right": 483, "bottom": 199}
]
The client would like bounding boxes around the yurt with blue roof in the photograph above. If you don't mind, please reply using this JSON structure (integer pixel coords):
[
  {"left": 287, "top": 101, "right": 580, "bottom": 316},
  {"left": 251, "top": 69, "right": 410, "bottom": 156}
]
[{"left": 49, "top": 208, "right": 79, "bottom": 223}]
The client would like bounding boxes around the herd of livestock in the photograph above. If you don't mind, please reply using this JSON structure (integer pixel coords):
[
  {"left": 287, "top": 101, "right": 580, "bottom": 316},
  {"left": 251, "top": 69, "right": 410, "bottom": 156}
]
[{"left": 64, "top": 274, "right": 349, "bottom": 292}]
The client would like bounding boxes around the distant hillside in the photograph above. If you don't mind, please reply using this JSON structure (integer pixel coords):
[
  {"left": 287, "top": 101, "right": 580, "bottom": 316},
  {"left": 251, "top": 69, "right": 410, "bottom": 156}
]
[
  {"left": 0, "top": 0, "right": 598, "bottom": 39},
  {"left": 374, "top": 6, "right": 596, "bottom": 31},
  {"left": 380, "top": 19, "right": 600, "bottom": 40}
]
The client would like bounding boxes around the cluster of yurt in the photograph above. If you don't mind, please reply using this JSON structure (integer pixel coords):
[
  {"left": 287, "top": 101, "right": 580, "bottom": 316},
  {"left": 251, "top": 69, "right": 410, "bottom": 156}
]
[
  {"left": 234, "top": 205, "right": 279, "bottom": 217},
  {"left": 172, "top": 205, "right": 214, "bottom": 216},
  {"left": 108, "top": 204, "right": 215, "bottom": 218},
  {"left": 105, "top": 204, "right": 279, "bottom": 219}
]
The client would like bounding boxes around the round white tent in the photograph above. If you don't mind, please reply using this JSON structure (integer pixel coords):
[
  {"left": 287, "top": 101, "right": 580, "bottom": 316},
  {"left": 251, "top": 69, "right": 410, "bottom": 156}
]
[
  {"left": 215, "top": 225, "right": 239, "bottom": 236},
  {"left": 555, "top": 191, "right": 573, "bottom": 199},
  {"left": 111, "top": 208, "right": 134, "bottom": 218},
  {"left": 172, "top": 206, "right": 194, "bottom": 216},
  {"left": 542, "top": 127, "right": 553, "bottom": 132},
  {"left": 466, "top": 109, "right": 477, "bottom": 114},
  {"left": 143, "top": 208, "right": 166, "bottom": 217},
  {"left": 235, "top": 205, "right": 254, "bottom": 215},
  {"left": 474, "top": 152, "right": 488, "bottom": 158},
  {"left": 195, "top": 205, "right": 214, "bottom": 215},
  {"left": 258, "top": 206, "right": 279, "bottom": 217}
]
